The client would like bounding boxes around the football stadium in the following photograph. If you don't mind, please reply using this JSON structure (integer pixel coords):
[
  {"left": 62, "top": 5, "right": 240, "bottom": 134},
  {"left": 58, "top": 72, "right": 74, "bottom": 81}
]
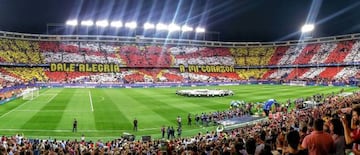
[{"left": 0, "top": 0, "right": 360, "bottom": 154}]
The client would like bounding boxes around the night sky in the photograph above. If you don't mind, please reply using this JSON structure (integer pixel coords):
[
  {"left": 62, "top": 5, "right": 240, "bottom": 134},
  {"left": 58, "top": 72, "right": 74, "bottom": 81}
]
[{"left": 0, "top": 0, "right": 359, "bottom": 42}]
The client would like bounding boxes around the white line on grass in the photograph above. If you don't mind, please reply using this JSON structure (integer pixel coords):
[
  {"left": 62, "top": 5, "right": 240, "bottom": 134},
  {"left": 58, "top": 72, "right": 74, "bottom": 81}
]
[
  {"left": 39, "top": 93, "right": 58, "bottom": 96},
  {"left": 0, "top": 96, "right": 41, "bottom": 119},
  {"left": 0, "top": 91, "right": 57, "bottom": 119},
  {"left": 0, "top": 101, "right": 32, "bottom": 119},
  {"left": 14, "top": 110, "right": 92, "bottom": 113},
  {"left": 46, "top": 94, "right": 57, "bottom": 103},
  {"left": 89, "top": 91, "right": 94, "bottom": 112}
]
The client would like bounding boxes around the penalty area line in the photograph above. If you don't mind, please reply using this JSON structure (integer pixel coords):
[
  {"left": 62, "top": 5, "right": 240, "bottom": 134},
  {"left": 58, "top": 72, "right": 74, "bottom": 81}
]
[{"left": 89, "top": 91, "right": 94, "bottom": 112}]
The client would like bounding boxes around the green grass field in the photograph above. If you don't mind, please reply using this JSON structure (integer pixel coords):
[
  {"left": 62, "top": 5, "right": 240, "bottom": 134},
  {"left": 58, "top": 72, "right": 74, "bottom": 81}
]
[{"left": 0, "top": 85, "right": 358, "bottom": 141}]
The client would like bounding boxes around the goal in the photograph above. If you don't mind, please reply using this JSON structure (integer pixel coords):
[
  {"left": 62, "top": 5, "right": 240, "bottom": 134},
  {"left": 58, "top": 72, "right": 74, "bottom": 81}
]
[
  {"left": 22, "top": 87, "right": 40, "bottom": 100},
  {"left": 289, "top": 80, "right": 307, "bottom": 86}
]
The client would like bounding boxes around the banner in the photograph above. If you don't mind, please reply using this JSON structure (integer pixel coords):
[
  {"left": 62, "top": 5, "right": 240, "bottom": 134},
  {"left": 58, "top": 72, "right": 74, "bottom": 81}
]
[
  {"left": 179, "top": 64, "right": 235, "bottom": 73},
  {"left": 50, "top": 63, "right": 120, "bottom": 73}
]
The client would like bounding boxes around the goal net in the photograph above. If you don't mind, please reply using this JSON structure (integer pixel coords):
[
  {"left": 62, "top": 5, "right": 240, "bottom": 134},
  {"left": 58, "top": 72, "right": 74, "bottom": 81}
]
[
  {"left": 22, "top": 87, "right": 40, "bottom": 100},
  {"left": 289, "top": 80, "right": 307, "bottom": 86}
]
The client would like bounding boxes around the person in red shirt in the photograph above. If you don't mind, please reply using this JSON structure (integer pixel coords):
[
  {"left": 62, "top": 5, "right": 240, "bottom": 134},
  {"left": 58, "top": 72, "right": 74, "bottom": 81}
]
[
  {"left": 342, "top": 105, "right": 360, "bottom": 155},
  {"left": 301, "top": 118, "right": 335, "bottom": 155}
]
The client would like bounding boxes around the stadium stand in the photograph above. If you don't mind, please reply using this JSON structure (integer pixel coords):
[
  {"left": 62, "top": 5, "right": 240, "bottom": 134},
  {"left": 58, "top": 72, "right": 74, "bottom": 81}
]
[
  {"left": 4, "top": 67, "right": 46, "bottom": 82},
  {"left": 230, "top": 47, "right": 274, "bottom": 66},
  {"left": 323, "top": 41, "right": 354, "bottom": 64},
  {"left": 0, "top": 30, "right": 358, "bottom": 155},
  {"left": 237, "top": 69, "right": 268, "bottom": 80},
  {"left": 286, "top": 68, "right": 310, "bottom": 80},
  {"left": 292, "top": 44, "right": 321, "bottom": 65},
  {"left": 0, "top": 89, "right": 358, "bottom": 154},
  {"left": 0, "top": 37, "right": 357, "bottom": 84}
]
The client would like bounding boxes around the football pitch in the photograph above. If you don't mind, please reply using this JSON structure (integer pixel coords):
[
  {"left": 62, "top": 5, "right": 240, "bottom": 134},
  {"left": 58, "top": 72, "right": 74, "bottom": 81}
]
[{"left": 0, "top": 85, "right": 358, "bottom": 140}]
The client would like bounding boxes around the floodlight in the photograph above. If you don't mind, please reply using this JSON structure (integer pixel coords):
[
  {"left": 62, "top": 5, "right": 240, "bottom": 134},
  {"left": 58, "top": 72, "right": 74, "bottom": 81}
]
[
  {"left": 195, "top": 27, "right": 205, "bottom": 33},
  {"left": 144, "top": 23, "right": 155, "bottom": 29},
  {"left": 110, "top": 21, "right": 123, "bottom": 28},
  {"left": 301, "top": 24, "right": 315, "bottom": 33},
  {"left": 181, "top": 25, "right": 193, "bottom": 32},
  {"left": 156, "top": 23, "right": 169, "bottom": 30},
  {"left": 81, "top": 20, "right": 94, "bottom": 26},
  {"left": 125, "top": 22, "right": 137, "bottom": 29},
  {"left": 66, "top": 20, "right": 78, "bottom": 26},
  {"left": 168, "top": 24, "right": 181, "bottom": 32},
  {"left": 96, "top": 20, "right": 109, "bottom": 27}
]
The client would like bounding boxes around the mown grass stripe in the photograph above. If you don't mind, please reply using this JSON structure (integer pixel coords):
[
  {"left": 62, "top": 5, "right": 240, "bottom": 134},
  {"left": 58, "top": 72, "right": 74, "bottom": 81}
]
[
  {"left": 21, "top": 89, "right": 75, "bottom": 130},
  {"left": 92, "top": 89, "right": 132, "bottom": 130},
  {"left": 0, "top": 85, "right": 356, "bottom": 140}
]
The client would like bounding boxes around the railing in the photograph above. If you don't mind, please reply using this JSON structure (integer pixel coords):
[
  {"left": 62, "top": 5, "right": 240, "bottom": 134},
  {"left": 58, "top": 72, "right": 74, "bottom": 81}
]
[{"left": 0, "top": 30, "right": 359, "bottom": 47}]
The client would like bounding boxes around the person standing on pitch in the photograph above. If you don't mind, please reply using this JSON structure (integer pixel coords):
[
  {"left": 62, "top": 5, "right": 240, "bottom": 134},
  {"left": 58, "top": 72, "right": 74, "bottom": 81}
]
[
  {"left": 73, "top": 118, "right": 77, "bottom": 132},
  {"left": 161, "top": 126, "right": 166, "bottom": 139},
  {"left": 187, "top": 113, "right": 192, "bottom": 126},
  {"left": 133, "top": 118, "right": 138, "bottom": 131},
  {"left": 177, "top": 116, "right": 182, "bottom": 127}
]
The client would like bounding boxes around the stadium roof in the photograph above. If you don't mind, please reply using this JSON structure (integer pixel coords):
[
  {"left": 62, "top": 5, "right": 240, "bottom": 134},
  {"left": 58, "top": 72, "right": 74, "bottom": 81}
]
[{"left": 0, "top": 0, "right": 359, "bottom": 42}]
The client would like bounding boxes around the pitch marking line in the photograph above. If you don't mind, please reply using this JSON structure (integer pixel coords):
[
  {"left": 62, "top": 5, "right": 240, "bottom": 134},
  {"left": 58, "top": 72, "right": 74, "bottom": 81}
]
[
  {"left": 0, "top": 96, "right": 41, "bottom": 119},
  {"left": 0, "top": 91, "right": 57, "bottom": 119},
  {"left": 89, "top": 91, "right": 94, "bottom": 112},
  {"left": 13, "top": 110, "right": 91, "bottom": 113},
  {"left": 46, "top": 93, "right": 57, "bottom": 103}
]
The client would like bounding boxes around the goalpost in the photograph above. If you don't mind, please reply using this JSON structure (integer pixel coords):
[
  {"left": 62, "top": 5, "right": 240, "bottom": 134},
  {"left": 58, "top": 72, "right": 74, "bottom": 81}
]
[
  {"left": 289, "top": 80, "right": 307, "bottom": 86},
  {"left": 22, "top": 87, "right": 40, "bottom": 100}
]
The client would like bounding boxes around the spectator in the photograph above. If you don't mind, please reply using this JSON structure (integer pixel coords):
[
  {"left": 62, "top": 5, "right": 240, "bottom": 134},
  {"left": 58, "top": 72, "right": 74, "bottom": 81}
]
[
  {"left": 259, "top": 143, "right": 273, "bottom": 155},
  {"left": 342, "top": 105, "right": 360, "bottom": 155},
  {"left": 284, "top": 130, "right": 307, "bottom": 155},
  {"left": 246, "top": 138, "right": 256, "bottom": 155},
  {"left": 329, "top": 118, "right": 345, "bottom": 155},
  {"left": 255, "top": 130, "right": 266, "bottom": 155},
  {"left": 301, "top": 118, "right": 335, "bottom": 155}
]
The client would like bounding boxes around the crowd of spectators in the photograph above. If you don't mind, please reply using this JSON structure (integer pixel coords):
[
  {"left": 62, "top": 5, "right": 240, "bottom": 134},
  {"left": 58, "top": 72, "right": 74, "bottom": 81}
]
[
  {"left": 172, "top": 47, "right": 235, "bottom": 66},
  {"left": 0, "top": 38, "right": 358, "bottom": 68},
  {"left": 0, "top": 39, "right": 43, "bottom": 64},
  {"left": 0, "top": 38, "right": 358, "bottom": 83},
  {"left": 230, "top": 47, "right": 274, "bottom": 66}
]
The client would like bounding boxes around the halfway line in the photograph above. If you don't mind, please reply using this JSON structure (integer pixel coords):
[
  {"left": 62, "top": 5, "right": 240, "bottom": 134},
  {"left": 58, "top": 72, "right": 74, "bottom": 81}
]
[{"left": 89, "top": 90, "right": 94, "bottom": 112}]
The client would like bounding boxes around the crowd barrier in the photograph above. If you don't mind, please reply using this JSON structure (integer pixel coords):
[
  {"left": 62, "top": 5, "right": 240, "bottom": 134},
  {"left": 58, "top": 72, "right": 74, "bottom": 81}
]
[
  {"left": 0, "top": 62, "right": 358, "bottom": 69},
  {"left": 0, "top": 96, "right": 17, "bottom": 105},
  {"left": 34, "top": 80, "right": 358, "bottom": 88}
]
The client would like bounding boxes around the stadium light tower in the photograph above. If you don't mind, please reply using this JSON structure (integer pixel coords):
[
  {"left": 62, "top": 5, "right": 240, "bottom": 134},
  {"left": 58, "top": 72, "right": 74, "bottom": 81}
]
[
  {"left": 195, "top": 27, "right": 206, "bottom": 33},
  {"left": 301, "top": 24, "right": 315, "bottom": 33},
  {"left": 81, "top": 20, "right": 94, "bottom": 26},
  {"left": 110, "top": 21, "right": 123, "bottom": 28},
  {"left": 95, "top": 20, "right": 109, "bottom": 27},
  {"left": 156, "top": 23, "right": 169, "bottom": 31},
  {"left": 181, "top": 25, "right": 193, "bottom": 32},
  {"left": 125, "top": 22, "right": 137, "bottom": 29},
  {"left": 144, "top": 23, "right": 155, "bottom": 30},
  {"left": 168, "top": 24, "right": 181, "bottom": 32},
  {"left": 66, "top": 20, "right": 78, "bottom": 26}
]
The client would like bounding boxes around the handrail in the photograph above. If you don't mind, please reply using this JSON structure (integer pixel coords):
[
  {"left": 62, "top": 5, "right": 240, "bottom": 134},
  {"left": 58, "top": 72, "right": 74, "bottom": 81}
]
[{"left": 0, "top": 30, "right": 359, "bottom": 47}]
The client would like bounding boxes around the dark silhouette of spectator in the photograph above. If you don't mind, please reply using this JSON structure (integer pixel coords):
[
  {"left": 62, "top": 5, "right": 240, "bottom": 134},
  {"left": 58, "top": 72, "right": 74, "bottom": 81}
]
[
  {"left": 246, "top": 138, "right": 256, "bottom": 155},
  {"left": 284, "top": 130, "right": 307, "bottom": 155},
  {"left": 329, "top": 118, "right": 345, "bottom": 155}
]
